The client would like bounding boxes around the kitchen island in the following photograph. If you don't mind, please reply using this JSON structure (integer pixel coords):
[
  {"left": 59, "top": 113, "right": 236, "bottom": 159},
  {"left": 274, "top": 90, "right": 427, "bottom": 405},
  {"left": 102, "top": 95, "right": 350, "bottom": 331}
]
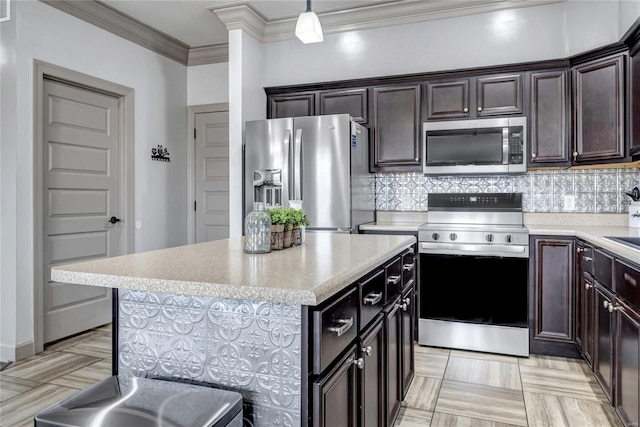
[{"left": 51, "top": 233, "right": 417, "bottom": 427}]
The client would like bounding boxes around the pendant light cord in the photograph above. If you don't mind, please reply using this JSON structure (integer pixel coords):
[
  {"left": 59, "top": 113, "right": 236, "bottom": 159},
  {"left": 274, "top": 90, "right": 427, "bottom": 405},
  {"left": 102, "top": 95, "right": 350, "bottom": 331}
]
[{"left": 306, "top": 0, "right": 312, "bottom": 12}]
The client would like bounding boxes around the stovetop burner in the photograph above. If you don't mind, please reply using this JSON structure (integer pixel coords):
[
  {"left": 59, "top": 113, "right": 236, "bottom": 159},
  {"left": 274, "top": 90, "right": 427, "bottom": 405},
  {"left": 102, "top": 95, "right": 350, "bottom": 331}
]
[{"left": 418, "top": 193, "right": 529, "bottom": 257}]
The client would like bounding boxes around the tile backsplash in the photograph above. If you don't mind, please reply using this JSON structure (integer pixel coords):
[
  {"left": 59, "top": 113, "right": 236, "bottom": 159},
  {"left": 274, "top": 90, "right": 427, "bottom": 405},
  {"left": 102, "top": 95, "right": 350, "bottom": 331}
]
[{"left": 375, "top": 168, "right": 640, "bottom": 213}]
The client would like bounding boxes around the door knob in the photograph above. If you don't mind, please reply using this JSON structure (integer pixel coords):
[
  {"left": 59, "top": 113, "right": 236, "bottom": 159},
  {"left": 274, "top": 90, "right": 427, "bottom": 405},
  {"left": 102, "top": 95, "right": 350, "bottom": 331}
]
[{"left": 108, "top": 216, "right": 122, "bottom": 224}]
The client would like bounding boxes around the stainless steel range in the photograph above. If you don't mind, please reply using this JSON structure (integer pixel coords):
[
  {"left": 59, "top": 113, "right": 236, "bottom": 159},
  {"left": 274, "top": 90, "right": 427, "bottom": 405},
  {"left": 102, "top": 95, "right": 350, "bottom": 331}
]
[{"left": 418, "top": 193, "right": 530, "bottom": 357}]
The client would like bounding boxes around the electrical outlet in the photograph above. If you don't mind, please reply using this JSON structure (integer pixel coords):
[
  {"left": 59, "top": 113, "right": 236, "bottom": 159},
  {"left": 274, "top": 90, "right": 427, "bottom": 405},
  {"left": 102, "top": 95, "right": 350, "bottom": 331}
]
[{"left": 563, "top": 195, "right": 575, "bottom": 211}]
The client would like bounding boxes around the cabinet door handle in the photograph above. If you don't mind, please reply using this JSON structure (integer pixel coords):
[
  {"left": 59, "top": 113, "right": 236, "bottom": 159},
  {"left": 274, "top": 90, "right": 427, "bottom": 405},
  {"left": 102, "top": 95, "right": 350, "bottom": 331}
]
[
  {"left": 573, "top": 151, "right": 579, "bottom": 160},
  {"left": 531, "top": 152, "right": 537, "bottom": 159},
  {"left": 403, "top": 263, "right": 415, "bottom": 272},
  {"left": 585, "top": 282, "right": 592, "bottom": 289},
  {"left": 351, "top": 357, "right": 364, "bottom": 369},
  {"left": 404, "top": 297, "right": 411, "bottom": 306},
  {"left": 608, "top": 303, "right": 621, "bottom": 313},
  {"left": 463, "top": 107, "right": 469, "bottom": 113},
  {"left": 328, "top": 318, "right": 354, "bottom": 337},
  {"left": 395, "top": 302, "right": 408, "bottom": 311},
  {"left": 603, "top": 300, "right": 610, "bottom": 309},
  {"left": 624, "top": 272, "right": 637, "bottom": 287},
  {"left": 577, "top": 247, "right": 585, "bottom": 253},
  {"left": 477, "top": 106, "right": 483, "bottom": 112},
  {"left": 583, "top": 256, "right": 592, "bottom": 262},
  {"left": 387, "top": 275, "right": 401, "bottom": 285},
  {"left": 362, "top": 345, "right": 373, "bottom": 357},
  {"left": 363, "top": 292, "right": 382, "bottom": 306}
]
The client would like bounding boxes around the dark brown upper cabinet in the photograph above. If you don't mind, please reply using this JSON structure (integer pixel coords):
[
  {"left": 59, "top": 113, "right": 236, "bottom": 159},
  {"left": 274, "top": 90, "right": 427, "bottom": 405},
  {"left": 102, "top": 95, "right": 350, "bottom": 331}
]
[
  {"left": 424, "top": 79, "right": 470, "bottom": 120},
  {"left": 371, "top": 84, "right": 421, "bottom": 171},
  {"left": 319, "top": 88, "right": 368, "bottom": 124},
  {"left": 572, "top": 54, "right": 625, "bottom": 163},
  {"left": 425, "top": 73, "right": 522, "bottom": 121},
  {"left": 528, "top": 69, "right": 571, "bottom": 166},
  {"left": 630, "top": 44, "right": 640, "bottom": 157},
  {"left": 268, "top": 92, "right": 315, "bottom": 118},
  {"left": 476, "top": 74, "right": 523, "bottom": 116}
]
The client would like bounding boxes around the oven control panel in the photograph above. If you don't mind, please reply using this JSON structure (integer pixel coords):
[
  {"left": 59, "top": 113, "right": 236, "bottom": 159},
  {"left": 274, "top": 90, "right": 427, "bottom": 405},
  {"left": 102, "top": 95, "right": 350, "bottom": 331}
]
[
  {"left": 428, "top": 193, "right": 522, "bottom": 211},
  {"left": 418, "top": 228, "right": 529, "bottom": 246}
]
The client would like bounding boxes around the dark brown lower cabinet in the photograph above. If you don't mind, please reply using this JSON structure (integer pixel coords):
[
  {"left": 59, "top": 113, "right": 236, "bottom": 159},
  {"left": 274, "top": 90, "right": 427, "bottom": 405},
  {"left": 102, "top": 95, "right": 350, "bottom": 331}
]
[
  {"left": 313, "top": 345, "right": 359, "bottom": 427},
  {"left": 401, "top": 282, "right": 415, "bottom": 398},
  {"left": 581, "top": 274, "right": 596, "bottom": 367},
  {"left": 594, "top": 283, "right": 615, "bottom": 402},
  {"left": 385, "top": 295, "right": 402, "bottom": 426},
  {"left": 530, "top": 236, "right": 579, "bottom": 357},
  {"left": 615, "top": 298, "right": 640, "bottom": 427},
  {"left": 360, "top": 316, "right": 385, "bottom": 427}
]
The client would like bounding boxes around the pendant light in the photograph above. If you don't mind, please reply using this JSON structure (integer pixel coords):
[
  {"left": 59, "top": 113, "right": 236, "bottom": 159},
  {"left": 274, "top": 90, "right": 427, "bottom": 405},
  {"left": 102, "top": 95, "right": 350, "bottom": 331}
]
[{"left": 295, "top": 0, "right": 323, "bottom": 44}]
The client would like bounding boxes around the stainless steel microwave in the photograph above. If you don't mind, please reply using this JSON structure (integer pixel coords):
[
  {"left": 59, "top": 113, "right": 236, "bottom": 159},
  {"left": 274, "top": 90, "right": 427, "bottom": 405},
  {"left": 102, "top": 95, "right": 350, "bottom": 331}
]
[{"left": 422, "top": 117, "right": 526, "bottom": 175}]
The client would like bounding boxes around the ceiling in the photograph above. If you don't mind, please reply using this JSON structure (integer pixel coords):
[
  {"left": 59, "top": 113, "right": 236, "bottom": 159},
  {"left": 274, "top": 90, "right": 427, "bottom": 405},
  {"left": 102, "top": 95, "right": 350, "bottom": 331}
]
[
  {"left": 101, "top": 0, "right": 395, "bottom": 47},
  {"left": 101, "top": 0, "right": 569, "bottom": 48}
]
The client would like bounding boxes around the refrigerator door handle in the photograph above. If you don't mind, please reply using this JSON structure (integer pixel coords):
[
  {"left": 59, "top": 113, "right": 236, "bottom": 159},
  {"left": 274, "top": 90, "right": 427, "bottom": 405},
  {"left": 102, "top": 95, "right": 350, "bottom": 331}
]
[
  {"left": 294, "top": 128, "right": 303, "bottom": 201},
  {"left": 283, "top": 129, "right": 291, "bottom": 204}
]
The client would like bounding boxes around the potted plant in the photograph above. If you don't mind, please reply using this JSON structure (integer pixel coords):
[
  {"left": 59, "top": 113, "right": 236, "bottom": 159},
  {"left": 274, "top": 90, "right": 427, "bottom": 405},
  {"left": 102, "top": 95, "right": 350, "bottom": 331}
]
[
  {"left": 290, "top": 208, "right": 310, "bottom": 245},
  {"left": 267, "top": 207, "right": 287, "bottom": 250}
]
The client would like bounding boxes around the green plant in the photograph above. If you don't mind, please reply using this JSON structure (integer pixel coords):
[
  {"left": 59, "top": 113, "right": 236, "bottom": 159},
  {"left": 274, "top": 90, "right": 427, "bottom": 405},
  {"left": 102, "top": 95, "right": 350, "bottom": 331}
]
[{"left": 266, "top": 207, "right": 309, "bottom": 229}]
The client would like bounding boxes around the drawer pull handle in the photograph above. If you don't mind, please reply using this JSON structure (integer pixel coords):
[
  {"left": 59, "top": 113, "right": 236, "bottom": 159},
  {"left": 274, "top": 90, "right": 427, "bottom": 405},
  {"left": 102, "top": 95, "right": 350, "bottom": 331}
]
[
  {"left": 363, "top": 292, "right": 383, "bottom": 306},
  {"left": 387, "top": 275, "right": 401, "bottom": 285},
  {"left": 404, "top": 297, "right": 411, "bottom": 306},
  {"left": 608, "top": 303, "right": 621, "bottom": 313},
  {"left": 583, "top": 256, "right": 593, "bottom": 262},
  {"left": 603, "top": 300, "right": 610, "bottom": 309},
  {"left": 403, "top": 263, "right": 415, "bottom": 272},
  {"left": 351, "top": 357, "right": 364, "bottom": 369},
  {"left": 328, "top": 318, "right": 354, "bottom": 337},
  {"left": 362, "top": 345, "right": 373, "bottom": 357},
  {"left": 624, "top": 272, "right": 637, "bottom": 287},
  {"left": 585, "top": 282, "right": 592, "bottom": 290}
]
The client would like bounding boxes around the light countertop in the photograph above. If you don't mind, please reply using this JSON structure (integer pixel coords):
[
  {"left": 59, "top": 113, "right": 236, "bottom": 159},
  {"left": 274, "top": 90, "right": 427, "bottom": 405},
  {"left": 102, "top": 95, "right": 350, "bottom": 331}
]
[
  {"left": 51, "top": 233, "right": 416, "bottom": 306},
  {"left": 359, "top": 213, "right": 640, "bottom": 264}
]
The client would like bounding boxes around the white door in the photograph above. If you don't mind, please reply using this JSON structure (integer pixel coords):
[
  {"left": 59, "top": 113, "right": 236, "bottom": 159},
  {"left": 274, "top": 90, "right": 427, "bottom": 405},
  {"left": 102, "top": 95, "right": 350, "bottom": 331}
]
[
  {"left": 43, "top": 78, "right": 119, "bottom": 343},
  {"left": 195, "top": 111, "right": 230, "bottom": 242}
]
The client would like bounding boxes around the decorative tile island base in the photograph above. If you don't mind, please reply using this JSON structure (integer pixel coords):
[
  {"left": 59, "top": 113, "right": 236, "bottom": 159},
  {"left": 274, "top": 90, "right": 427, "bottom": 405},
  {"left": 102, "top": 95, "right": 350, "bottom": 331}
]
[{"left": 52, "top": 233, "right": 416, "bottom": 427}]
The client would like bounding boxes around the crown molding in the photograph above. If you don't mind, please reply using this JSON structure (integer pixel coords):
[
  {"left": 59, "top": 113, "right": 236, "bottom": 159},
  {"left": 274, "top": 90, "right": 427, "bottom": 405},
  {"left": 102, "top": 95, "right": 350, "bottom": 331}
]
[
  {"left": 40, "top": 0, "right": 190, "bottom": 65},
  {"left": 188, "top": 44, "right": 229, "bottom": 66},
  {"left": 209, "top": 3, "right": 267, "bottom": 43},
  {"left": 213, "top": 0, "right": 565, "bottom": 44}
]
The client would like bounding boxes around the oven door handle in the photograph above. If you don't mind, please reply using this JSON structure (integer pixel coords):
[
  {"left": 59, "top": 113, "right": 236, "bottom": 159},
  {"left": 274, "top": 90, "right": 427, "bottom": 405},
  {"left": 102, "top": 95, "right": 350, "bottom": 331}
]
[{"left": 419, "top": 242, "right": 527, "bottom": 255}]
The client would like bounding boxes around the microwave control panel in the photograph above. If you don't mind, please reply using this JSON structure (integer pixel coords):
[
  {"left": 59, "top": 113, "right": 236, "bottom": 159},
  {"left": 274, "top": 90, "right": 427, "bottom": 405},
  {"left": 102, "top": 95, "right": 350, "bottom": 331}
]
[{"left": 508, "top": 126, "right": 524, "bottom": 164}]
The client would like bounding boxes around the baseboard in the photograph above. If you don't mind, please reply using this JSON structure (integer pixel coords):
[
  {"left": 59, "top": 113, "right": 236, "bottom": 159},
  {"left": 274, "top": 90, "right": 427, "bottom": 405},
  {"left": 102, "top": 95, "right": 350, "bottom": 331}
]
[{"left": 1, "top": 340, "right": 34, "bottom": 362}]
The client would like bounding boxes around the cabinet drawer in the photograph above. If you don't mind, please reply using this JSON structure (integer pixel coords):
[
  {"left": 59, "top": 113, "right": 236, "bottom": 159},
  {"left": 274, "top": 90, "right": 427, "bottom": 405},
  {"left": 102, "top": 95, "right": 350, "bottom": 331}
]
[
  {"left": 615, "top": 260, "right": 640, "bottom": 311},
  {"left": 385, "top": 257, "right": 403, "bottom": 302},
  {"left": 360, "top": 270, "right": 385, "bottom": 332},
  {"left": 593, "top": 249, "right": 613, "bottom": 289},
  {"left": 402, "top": 250, "right": 416, "bottom": 290},
  {"left": 312, "top": 288, "right": 359, "bottom": 375}
]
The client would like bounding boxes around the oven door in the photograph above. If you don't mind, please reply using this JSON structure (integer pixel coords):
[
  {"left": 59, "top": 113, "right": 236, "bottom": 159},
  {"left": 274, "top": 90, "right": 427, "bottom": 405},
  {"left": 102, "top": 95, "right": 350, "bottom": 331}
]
[{"left": 418, "top": 253, "right": 529, "bottom": 356}]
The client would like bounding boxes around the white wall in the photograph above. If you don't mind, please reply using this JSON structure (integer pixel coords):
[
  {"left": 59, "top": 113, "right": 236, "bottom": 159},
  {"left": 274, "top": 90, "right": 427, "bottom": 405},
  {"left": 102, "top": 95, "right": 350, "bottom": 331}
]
[
  {"left": 263, "top": 1, "right": 625, "bottom": 87},
  {"left": 228, "top": 30, "right": 266, "bottom": 237},
  {"left": 619, "top": 0, "right": 640, "bottom": 38},
  {"left": 1, "top": 0, "right": 188, "bottom": 360},
  {"left": 0, "top": 3, "right": 18, "bottom": 362},
  {"left": 187, "top": 62, "right": 229, "bottom": 105}
]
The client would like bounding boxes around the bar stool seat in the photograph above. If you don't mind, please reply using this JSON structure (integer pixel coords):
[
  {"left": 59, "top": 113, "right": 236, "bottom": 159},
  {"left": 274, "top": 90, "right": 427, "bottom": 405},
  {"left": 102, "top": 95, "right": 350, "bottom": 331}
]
[{"left": 34, "top": 376, "right": 243, "bottom": 427}]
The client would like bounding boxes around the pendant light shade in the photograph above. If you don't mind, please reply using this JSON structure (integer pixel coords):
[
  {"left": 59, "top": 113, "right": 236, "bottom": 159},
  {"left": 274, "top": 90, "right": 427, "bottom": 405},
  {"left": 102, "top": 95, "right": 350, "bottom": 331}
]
[{"left": 295, "top": 0, "right": 323, "bottom": 44}]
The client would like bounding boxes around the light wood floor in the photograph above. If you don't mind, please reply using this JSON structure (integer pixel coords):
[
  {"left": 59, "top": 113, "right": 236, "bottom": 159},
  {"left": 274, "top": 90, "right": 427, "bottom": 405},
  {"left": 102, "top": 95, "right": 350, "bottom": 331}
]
[{"left": 0, "top": 326, "right": 622, "bottom": 426}]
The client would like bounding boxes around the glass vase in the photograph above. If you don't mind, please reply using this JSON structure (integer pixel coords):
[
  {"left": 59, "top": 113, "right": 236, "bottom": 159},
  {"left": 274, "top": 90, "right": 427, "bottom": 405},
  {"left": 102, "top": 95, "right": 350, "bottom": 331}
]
[{"left": 244, "top": 202, "right": 272, "bottom": 254}]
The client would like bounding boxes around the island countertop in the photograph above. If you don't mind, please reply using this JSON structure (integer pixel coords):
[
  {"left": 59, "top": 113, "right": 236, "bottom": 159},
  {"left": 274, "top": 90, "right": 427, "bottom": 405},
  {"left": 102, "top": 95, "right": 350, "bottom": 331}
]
[{"left": 51, "top": 233, "right": 416, "bottom": 306}]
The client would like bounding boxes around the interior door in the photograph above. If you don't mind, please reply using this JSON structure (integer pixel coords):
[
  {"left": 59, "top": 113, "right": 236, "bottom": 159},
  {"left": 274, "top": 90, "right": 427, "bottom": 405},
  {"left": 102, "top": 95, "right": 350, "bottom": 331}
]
[
  {"left": 195, "top": 110, "right": 230, "bottom": 242},
  {"left": 43, "top": 79, "right": 119, "bottom": 343}
]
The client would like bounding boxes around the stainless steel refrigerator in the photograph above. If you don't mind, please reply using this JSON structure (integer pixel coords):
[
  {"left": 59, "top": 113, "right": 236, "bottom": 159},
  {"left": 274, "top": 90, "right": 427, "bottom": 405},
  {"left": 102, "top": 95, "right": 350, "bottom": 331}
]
[{"left": 244, "top": 114, "right": 374, "bottom": 233}]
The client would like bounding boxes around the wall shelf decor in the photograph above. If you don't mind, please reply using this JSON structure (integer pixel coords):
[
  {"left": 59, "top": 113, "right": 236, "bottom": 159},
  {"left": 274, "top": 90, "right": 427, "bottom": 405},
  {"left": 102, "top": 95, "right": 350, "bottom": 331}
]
[{"left": 151, "top": 145, "right": 170, "bottom": 162}]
